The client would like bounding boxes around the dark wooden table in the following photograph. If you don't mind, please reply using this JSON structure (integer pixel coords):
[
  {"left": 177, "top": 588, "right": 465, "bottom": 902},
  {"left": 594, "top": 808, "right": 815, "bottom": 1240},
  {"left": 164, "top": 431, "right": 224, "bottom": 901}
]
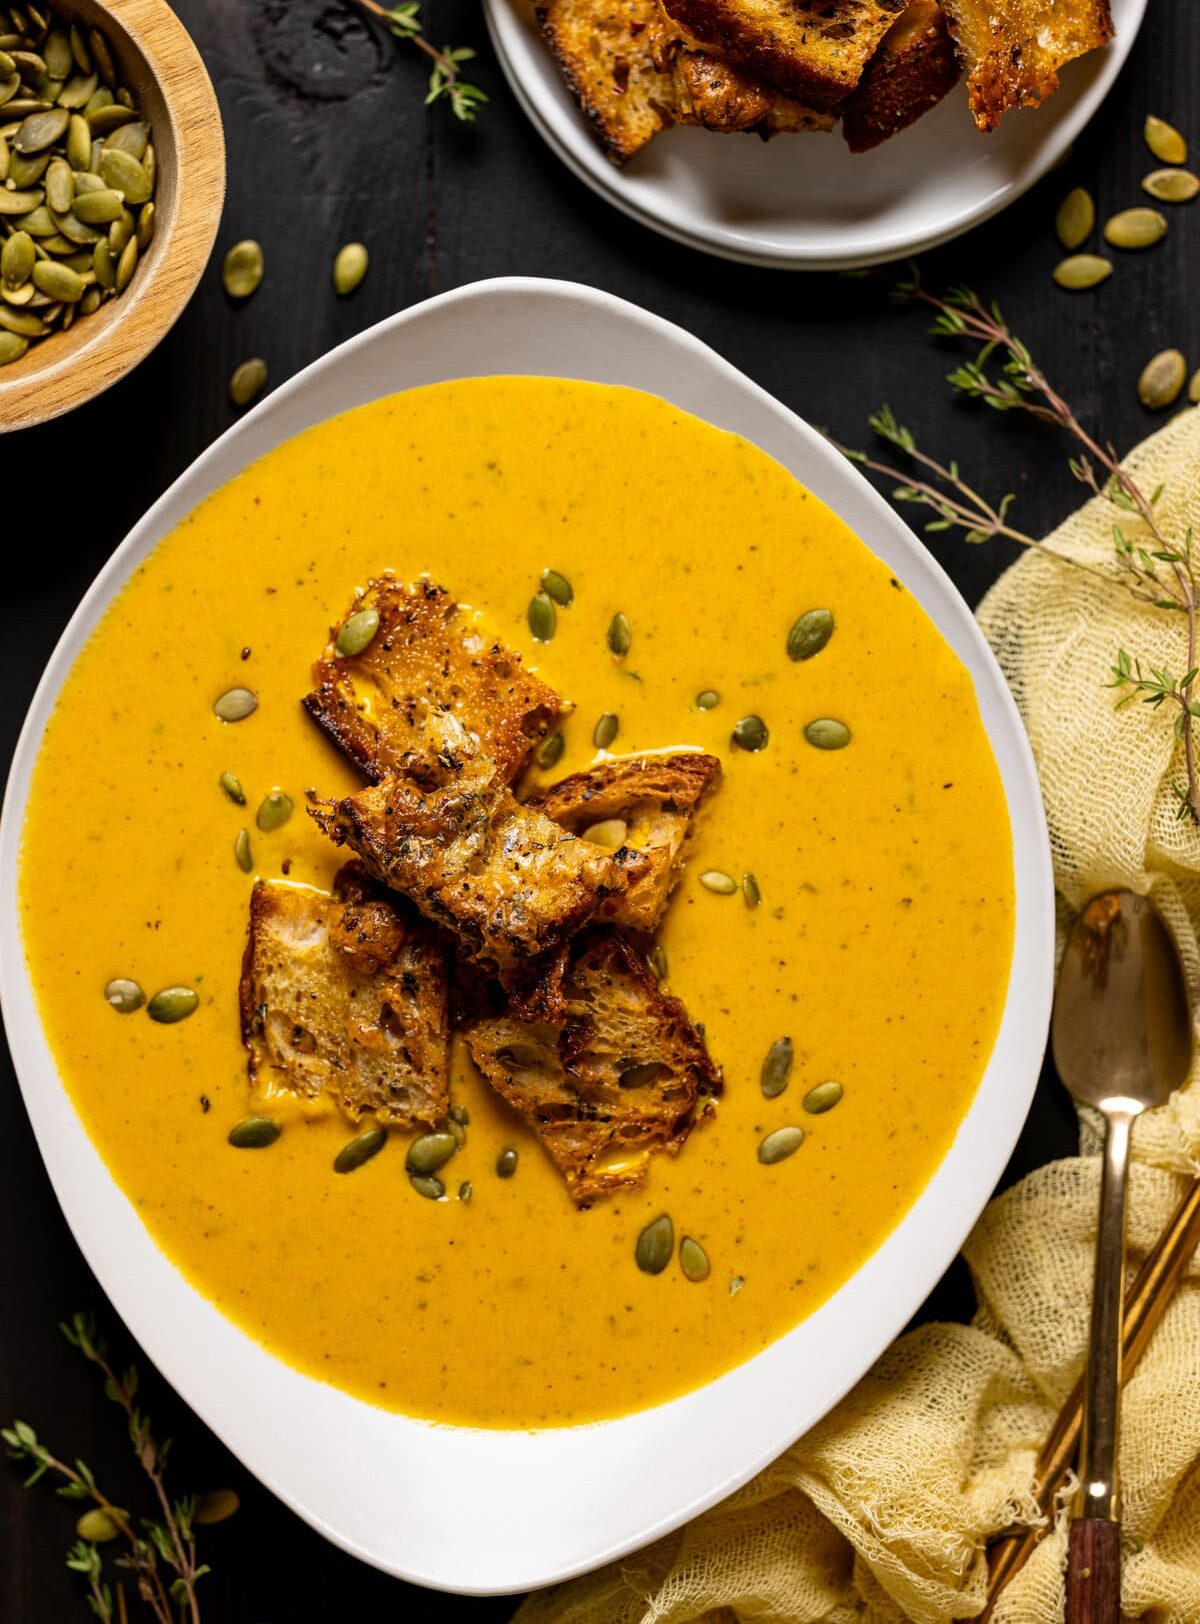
[{"left": 1, "top": 3, "right": 1193, "bottom": 1618}]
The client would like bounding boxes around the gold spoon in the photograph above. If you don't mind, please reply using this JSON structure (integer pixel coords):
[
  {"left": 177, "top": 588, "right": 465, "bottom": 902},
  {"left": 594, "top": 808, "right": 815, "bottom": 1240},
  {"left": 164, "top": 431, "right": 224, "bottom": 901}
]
[{"left": 1051, "top": 890, "right": 1192, "bottom": 1624}]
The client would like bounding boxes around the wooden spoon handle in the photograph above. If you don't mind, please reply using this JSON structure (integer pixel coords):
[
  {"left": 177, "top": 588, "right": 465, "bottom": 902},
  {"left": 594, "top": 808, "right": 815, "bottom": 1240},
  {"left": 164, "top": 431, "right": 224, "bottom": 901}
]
[{"left": 1066, "top": 1518, "right": 1121, "bottom": 1624}]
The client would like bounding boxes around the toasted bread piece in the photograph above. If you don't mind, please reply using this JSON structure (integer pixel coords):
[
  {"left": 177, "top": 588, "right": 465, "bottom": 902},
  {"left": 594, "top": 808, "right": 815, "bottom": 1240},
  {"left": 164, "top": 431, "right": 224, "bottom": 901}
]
[
  {"left": 538, "top": 0, "right": 678, "bottom": 162},
  {"left": 310, "top": 758, "right": 647, "bottom": 982},
  {"left": 527, "top": 751, "right": 720, "bottom": 932},
  {"left": 671, "top": 44, "right": 835, "bottom": 130},
  {"left": 465, "top": 929, "right": 721, "bottom": 1203},
  {"left": 659, "top": 0, "right": 907, "bottom": 109},
  {"left": 239, "top": 866, "right": 449, "bottom": 1126},
  {"left": 840, "top": 0, "right": 958, "bottom": 150},
  {"left": 304, "top": 578, "right": 562, "bottom": 787},
  {"left": 939, "top": 0, "right": 1113, "bottom": 131}
]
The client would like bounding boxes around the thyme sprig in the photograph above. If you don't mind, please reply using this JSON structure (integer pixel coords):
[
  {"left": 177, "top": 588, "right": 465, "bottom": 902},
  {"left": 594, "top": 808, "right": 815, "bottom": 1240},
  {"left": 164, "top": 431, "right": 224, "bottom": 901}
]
[
  {"left": 4, "top": 1314, "right": 207, "bottom": 1623},
  {"left": 355, "top": 1, "right": 488, "bottom": 121},
  {"left": 835, "top": 270, "right": 1200, "bottom": 824}
]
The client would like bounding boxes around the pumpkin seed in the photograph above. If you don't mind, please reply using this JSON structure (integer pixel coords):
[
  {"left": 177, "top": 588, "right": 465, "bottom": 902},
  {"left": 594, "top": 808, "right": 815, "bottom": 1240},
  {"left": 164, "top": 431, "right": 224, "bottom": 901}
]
[
  {"left": 114, "top": 232, "right": 135, "bottom": 291},
  {"left": 634, "top": 1213, "right": 673, "bottom": 1275},
  {"left": 449, "top": 1104, "right": 470, "bottom": 1126},
  {"left": 695, "top": 689, "right": 719, "bottom": 710},
  {"left": 105, "top": 118, "right": 147, "bottom": 158},
  {"left": 803, "top": 1080, "right": 844, "bottom": 1114},
  {"left": 593, "top": 711, "right": 618, "bottom": 749},
  {"left": 96, "top": 142, "right": 148, "bottom": 201},
  {"left": 104, "top": 977, "right": 144, "bottom": 1013},
  {"left": 607, "top": 612, "right": 631, "bottom": 656},
  {"left": 0, "top": 48, "right": 12, "bottom": 76},
  {"left": 222, "top": 238, "right": 262, "bottom": 299},
  {"left": 56, "top": 70, "right": 97, "bottom": 110},
  {"left": 805, "top": 717, "right": 851, "bottom": 750},
  {"left": 528, "top": 591, "right": 556, "bottom": 642},
  {"left": 0, "top": 303, "right": 45, "bottom": 335},
  {"left": 496, "top": 1146, "right": 518, "bottom": 1178},
  {"left": 336, "top": 605, "right": 380, "bottom": 656},
  {"left": 108, "top": 210, "right": 132, "bottom": 254},
  {"left": 1145, "top": 115, "right": 1187, "bottom": 166},
  {"left": 760, "top": 1037, "right": 793, "bottom": 1099},
  {"left": 256, "top": 790, "right": 292, "bottom": 832},
  {"left": 13, "top": 104, "right": 66, "bottom": 150},
  {"left": 1, "top": 226, "right": 33, "bottom": 284},
  {"left": 229, "top": 356, "right": 267, "bottom": 409},
  {"left": 732, "top": 714, "right": 768, "bottom": 752},
  {"left": 582, "top": 816, "right": 627, "bottom": 848},
  {"left": 76, "top": 1508, "right": 119, "bottom": 1543},
  {"left": 1, "top": 282, "right": 34, "bottom": 306},
  {"left": 1104, "top": 207, "right": 1167, "bottom": 250},
  {"left": 1052, "top": 254, "right": 1113, "bottom": 290},
  {"left": 228, "top": 1116, "right": 281, "bottom": 1149},
  {"left": 787, "top": 608, "right": 835, "bottom": 662},
  {"left": 409, "top": 1173, "right": 444, "bottom": 1199},
  {"left": 193, "top": 1489, "right": 240, "bottom": 1526},
  {"left": 1142, "top": 168, "right": 1200, "bottom": 203},
  {"left": 33, "top": 254, "right": 80, "bottom": 298},
  {"left": 458, "top": 1180, "right": 473, "bottom": 1202},
  {"left": 679, "top": 1236, "right": 710, "bottom": 1282},
  {"left": 1138, "top": 348, "right": 1187, "bottom": 410},
  {"left": 729, "top": 1275, "right": 745, "bottom": 1297},
  {"left": 647, "top": 942, "right": 668, "bottom": 980},
  {"left": 1190, "top": 369, "right": 1200, "bottom": 405},
  {"left": 64, "top": 106, "right": 88, "bottom": 166},
  {"left": 8, "top": 148, "right": 48, "bottom": 186},
  {"left": 69, "top": 24, "right": 91, "bottom": 73},
  {"left": 42, "top": 27, "right": 70, "bottom": 79},
  {"left": 536, "top": 730, "right": 564, "bottom": 769},
  {"left": 135, "top": 198, "right": 153, "bottom": 250},
  {"left": 537, "top": 567, "right": 574, "bottom": 607},
  {"left": 87, "top": 102, "right": 136, "bottom": 135},
  {"left": 0, "top": 329, "right": 27, "bottom": 363},
  {"left": 88, "top": 27, "right": 115, "bottom": 86},
  {"left": 214, "top": 687, "right": 257, "bottom": 722},
  {"left": 14, "top": 204, "right": 55, "bottom": 234},
  {"left": 0, "top": 185, "right": 43, "bottom": 212},
  {"left": 1054, "top": 186, "right": 1094, "bottom": 250},
  {"left": 742, "top": 872, "right": 761, "bottom": 908},
  {"left": 147, "top": 986, "right": 198, "bottom": 1024},
  {"left": 407, "top": 1131, "right": 457, "bottom": 1175},
  {"left": 234, "top": 828, "right": 253, "bottom": 872},
  {"left": 82, "top": 87, "right": 112, "bottom": 119},
  {"left": 219, "top": 770, "right": 246, "bottom": 805},
  {"left": 71, "top": 184, "right": 120, "bottom": 222},
  {"left": 91, "top": 237, "right": 112, "bottom": 287},
  {"left": 758, "top": 1125, "right": 804, "bottom": 1164},
  {"left": 43, "top": 151, "right": 69, "bottom": 209},
  {"left": 333, "top": 239, "right": 367, "bottom": 295},
  {"left": 447, "top": 1117, "right": 465, "bottom": 1148},
  {"left": 699, "top": 869, "right": 736, "bottom": 895},
  {"left": 334, "top": 1126, "right": 387, "bottom": 1173}
]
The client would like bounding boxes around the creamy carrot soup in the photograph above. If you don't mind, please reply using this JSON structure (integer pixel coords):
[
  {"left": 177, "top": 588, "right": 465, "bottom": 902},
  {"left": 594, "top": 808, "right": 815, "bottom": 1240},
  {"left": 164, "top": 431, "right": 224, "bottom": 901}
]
[{"left": 20, "top": 378, "right": 1014, "bottom": 1428}]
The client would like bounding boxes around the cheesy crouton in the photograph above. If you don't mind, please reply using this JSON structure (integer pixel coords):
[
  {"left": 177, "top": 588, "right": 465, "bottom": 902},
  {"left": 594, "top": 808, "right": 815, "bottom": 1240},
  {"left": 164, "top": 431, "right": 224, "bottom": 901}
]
[
  {"left": 465, "top": 929, "right": 722, "bottom": 1204},
  {"left": 239, "top": 866, "right": 449, "bottom": 1126},
  {"left": 527, "top": 751, "right": 721, "bottom": 932},
  {"left": 309, "top": 758, "right": 647, "bottom": 982},
  {"left": 939, "top": 0, "right": 1113, "bottom": 131},
  {"left": 304, "top": 578, "right": 562, "bottom": 786}
]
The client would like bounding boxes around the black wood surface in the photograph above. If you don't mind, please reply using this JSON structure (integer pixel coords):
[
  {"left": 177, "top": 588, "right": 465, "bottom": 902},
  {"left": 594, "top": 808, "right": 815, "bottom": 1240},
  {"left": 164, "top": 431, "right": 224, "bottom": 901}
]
[{"left": 1, "top": 3, "right": 1194, "bottom": 1618}]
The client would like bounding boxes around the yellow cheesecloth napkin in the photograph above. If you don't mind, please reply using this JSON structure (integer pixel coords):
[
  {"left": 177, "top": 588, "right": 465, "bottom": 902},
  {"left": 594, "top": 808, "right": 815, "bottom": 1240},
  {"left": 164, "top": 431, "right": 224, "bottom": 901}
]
[{"left": 513, "top": 408, "right": 1200, "bottom": 1624}]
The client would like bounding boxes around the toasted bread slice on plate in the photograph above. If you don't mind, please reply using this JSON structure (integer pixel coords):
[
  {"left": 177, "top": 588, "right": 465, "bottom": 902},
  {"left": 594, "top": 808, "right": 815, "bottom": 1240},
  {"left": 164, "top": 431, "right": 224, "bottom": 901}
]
[
  {"left": 528, "top": 750, "right": 721, "bottom": 932},
  {"left": 940, "top": 0, "right": 1114, "bottom": 129},
  {"left": 841, "top": 0, "right": 959, "bottom": 150},
  {"left": 304, "top": 578, "right": 562, "bottom": 786},
  {"left": 239, "top": 866, "right": 449, "bottom": 1126},
  {"left": 671, "top": 44, "right": 834, "bottom": 131},
  {"left": 465, "top": 929, "right": 721, "bottom": 1203},
  {"left": 537, "top": 0, "right": 678, "bottom": 160}
]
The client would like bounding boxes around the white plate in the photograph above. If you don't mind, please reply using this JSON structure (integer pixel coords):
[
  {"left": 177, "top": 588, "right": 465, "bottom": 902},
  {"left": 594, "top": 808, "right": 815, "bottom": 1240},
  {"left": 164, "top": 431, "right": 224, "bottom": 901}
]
[
  {"left": 485, "top": 0, "right": 1146, "bottom": 269},
  {"left": 0, "top": 278, "right": 1054, "bottom": 1595}
]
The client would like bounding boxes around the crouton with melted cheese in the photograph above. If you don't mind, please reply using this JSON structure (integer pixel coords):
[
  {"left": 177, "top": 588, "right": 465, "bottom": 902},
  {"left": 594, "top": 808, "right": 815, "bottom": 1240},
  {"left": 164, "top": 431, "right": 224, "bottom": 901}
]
[
  {"left": 309, "top": 757, "right": 647, "bottom": 983},
  {"left": 939, "top": 0, "right": 1113, "bottom": 130},
  {"left": 840, "top": 0, "right": 959, "bottom": 150},
  {"left": 304, "top": 578, "right": 562, "bottom": 786},
  {"left": 465, "top": 929, "right": 721, "bottom": 1204},
  {"left": 527, "top": 751, "right": 721, "bottom": 932},
  {"left": 239, "top": 866, "right": 449, "bottom": 1126}
]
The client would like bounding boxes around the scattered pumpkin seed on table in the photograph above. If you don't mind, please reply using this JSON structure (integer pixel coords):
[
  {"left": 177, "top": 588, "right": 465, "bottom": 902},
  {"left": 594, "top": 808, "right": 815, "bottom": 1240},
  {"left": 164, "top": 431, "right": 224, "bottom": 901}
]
[
  {"left": 229, "top": 357, "right": 267, "bottom": 409},
  {"left": 1145, "top": 115, "right": 1187, "bottom": 166},
  {"left": 193, "top": 1489, "right": 240, "bottom": 1527},
  {"left": 1138, "top": 348, "right": 1187, "bottom": 410},
  {"left": 1190, "top": 370, "right": 1200, "bottom": 405},
  {"left": 76, "top": 1508, "right": 119, "bottom": 1544},
  {"left": 1054, "top": 187, "right": 1095, "bottom": 250},
  {"left": 1142, "top": 168, "right": 1200, "bottom": 203},
  {"left": 333, "top": 240, "right": 368, "bottom": 296},
  {"left": 222, "top": 238, "right": 263, "bottom": 299},
  {"left": 1104, "top": 207, "right": 1168, "bottom": 249},
  {"left": 1052, "top": 255, "right": 1113, "bottom": 290}
]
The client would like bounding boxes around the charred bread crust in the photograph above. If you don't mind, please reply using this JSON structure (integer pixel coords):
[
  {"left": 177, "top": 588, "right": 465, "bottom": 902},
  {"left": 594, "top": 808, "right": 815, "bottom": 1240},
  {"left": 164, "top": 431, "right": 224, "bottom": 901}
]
[
  {"left": 537, "top": 0, "right": 678, "bottom": 162},
  {"left": 659, "top": 0, "right": 907, "bottom": 110},
  {"left": 527, "top": 751, "right": 721, "bottom": 932},
  {"left": 239, "top": 868, "right": 449, "bottom": 1127},
  {"left": 671, "top": 43, "right": 835, "bottom": 130},
  {"left": 939, "top": 0, "right": 1113, "bottom": 130},
  {"left": 303, "top": 577, "right": 562, "bottom": 786},
  {"left": 309, "top": 759, "right": 649, "bottom": 983},
  {"left": 840, "top": 0, "right": 959, "bottom": 150},
  {"left": 464, "top": 929, "right": 722, "bottom": 1204}
]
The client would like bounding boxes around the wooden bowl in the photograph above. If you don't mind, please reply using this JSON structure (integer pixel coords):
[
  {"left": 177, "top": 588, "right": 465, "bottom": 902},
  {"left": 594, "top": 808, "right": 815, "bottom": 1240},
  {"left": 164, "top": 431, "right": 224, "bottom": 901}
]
[{"left": 0, "top": 0, "right": 225, "bottom": 432}]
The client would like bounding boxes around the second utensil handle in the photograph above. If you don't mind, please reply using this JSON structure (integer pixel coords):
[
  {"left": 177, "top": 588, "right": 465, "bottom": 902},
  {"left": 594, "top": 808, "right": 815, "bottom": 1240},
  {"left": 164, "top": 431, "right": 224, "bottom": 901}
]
[{"left": 1066, "top": 1519, "right": 1122, "bottom": 1624}]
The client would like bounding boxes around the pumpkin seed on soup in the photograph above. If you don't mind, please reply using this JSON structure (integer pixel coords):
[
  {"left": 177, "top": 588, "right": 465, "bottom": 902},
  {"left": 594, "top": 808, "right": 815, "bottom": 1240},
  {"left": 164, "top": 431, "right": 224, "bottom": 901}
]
[
  {"left": 802, "top": 1080, "right": 843, "bottom": 1114},
  {"left": 758, "top": 1125, "right": 804, "bottom": 1164},
  {"left": 104, "top": 977, "right": 144, "bottom": 1013},
  {"left": 496, "top": 1146, "right": 519, "bottom": 1178},
  {"left": 1138, "top": 349, "right": 1187, "bottom": 410},
  {"left": 458, "top": 1180, "right": 473, "bottom": 1202},
  {"left": 234, "top": 828, "right": 253, "bottom": 873},
  {"left": 1145, "top": 115, "right": 1187, "bottom": 166},
  {"left": 409, "top": 1173, "right": 445, "bottom": 1200},
  {"left": 214, "top": 687, "right": 257, "bottom": 722},
  {"left": 147, "top": 985, "right": 198, "bottom": 1024},
  {"left": 256, "top": 790, "right": 292, "bottom": 832},
  {"left": 607, "top": 612, "right": 631, "bottom": 656},
  {"left": 805, "top": 717, "right": 851, "bottom": 750},
  {"left": 407, "top": 1131, "right": 457, "bottom": 1175},
  {"left": 1054, "top": 186, "right": 1094, "bottom": 250},
  {"left": 541, "top": 568, "right": 573, "bottom": 607},
  {"left": 593, "top": 712, "right": 618, "bottom": 749},
  {"left": 786, "top": 608, "right": 834, "bottom": 661},
  {"left": 699, "top": 869, "right": 736, "bottom": 895},
  {"left": 219, "top": 771, "right": 246, "bottom": 805},
  {"left": 679, "top": 1236, "right": 710, "bottom": 1282},
  {"left": 760, "top": 1036, "right": 793, "bottom": 1099},
  {"left": 582, "top": 817, "right": 627, "bottom": 849},
  {"left": 334, "top": 1126, "right": 387, "bottom": 1173},
  {"left": 228, "top": 1116, "right": 281, "bottom": 1149},
  {"left": 742, "top": 872, "right": 761, "bottom": 908},
  {"left": 634, "top": 1212, "right": 673, "bottom": 1274},
  {"left": 528, "top": 591, "right": 555, "bottom": 642},
  {"left": 694, "top": 689, "right": 719, "bottom": 710},
  {"left": 222, "top": 238, "right": 263, "bottom": 299},
  {"left": 336, "top": 606, "right": 380, "bottom": 657},
  {"left": 731, "top": 714, "right": 768, "bottom": 752},
  {"left": 333, "top": 240, "right": 367, "bottom": 296}
]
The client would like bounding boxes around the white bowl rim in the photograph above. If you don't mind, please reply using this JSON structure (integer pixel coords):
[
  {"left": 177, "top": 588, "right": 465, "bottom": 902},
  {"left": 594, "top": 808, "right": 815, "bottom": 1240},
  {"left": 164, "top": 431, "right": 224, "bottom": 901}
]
[{"left": 0, "top": 275, "right": 1055, "bottom": 1596}]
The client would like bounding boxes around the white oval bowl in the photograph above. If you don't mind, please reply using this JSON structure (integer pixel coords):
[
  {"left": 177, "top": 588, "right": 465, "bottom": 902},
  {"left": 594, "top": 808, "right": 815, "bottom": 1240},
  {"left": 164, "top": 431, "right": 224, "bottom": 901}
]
[
  {"left": 0, "top": 277, "right": 1054, "bottom": 1596},
  {"left": 485, "top": 0, "right": 1146, "bottom": 270}
]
